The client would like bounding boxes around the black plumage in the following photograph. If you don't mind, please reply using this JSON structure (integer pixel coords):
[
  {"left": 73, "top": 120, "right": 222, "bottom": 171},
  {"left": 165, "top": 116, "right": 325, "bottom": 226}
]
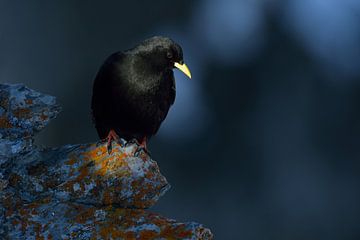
[{"left": 91, "top": 36, "right": 190, "bottom": 148}]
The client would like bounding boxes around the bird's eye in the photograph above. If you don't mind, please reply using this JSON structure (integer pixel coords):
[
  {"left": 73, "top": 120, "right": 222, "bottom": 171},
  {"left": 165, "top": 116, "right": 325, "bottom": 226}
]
[{"left": 166, "top": 52, "right": 173, "bottom": 59}]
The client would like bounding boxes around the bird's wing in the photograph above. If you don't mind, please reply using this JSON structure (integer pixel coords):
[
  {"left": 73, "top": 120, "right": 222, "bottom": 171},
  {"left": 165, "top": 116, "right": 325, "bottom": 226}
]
[{"left": 91, "top": 52, "right": 126, "bottom": 136}]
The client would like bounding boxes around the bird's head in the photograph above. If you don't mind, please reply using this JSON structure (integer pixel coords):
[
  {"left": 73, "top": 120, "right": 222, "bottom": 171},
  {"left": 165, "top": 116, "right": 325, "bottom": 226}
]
[{"left": 131, "top": 36, "right": 192, "bottom": 79}]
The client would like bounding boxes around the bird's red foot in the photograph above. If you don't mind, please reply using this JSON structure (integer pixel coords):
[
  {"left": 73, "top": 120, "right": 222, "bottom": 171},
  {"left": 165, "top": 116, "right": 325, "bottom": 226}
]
[
  {"left": 139, "top": 137, "right": 148, "bottom": 150},
  {"left": 105, "top": 129, "right": 119, "bottom": 154},
  {"left": 130, "top": 136, "right": 150, "bottom": 156},
  {"left": 134, "top": 136, "right": 151, "bottom": 156}
]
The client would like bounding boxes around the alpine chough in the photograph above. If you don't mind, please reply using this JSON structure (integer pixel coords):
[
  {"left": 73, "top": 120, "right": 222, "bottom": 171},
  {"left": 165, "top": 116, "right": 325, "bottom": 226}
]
[{"left": 91, "top": 36, "right": 191, "bottom": 152}]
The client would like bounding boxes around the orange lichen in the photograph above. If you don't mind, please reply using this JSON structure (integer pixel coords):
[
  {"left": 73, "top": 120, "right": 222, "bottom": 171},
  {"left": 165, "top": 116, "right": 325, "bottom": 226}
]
[
  {"left": 13, "top": 108, "right": 31, "bottom": 119},
  {"left": 77, "top": 165, "right": 89, "bottom": 180},
  {"left": 176, "top": 228, "right": 193, "bottom": 238},
  {"left": 40, "top": 113, "right": 48, "bottom": 121},
  {"left": 66, "top": 158, "right": 76, "bottom": 166},
  {"left": 74, "top": 208, "right": 95, "bottom": 224},
  {"left": 139, "top": 230, "right": 159, "bottom": 239},
  {"left": 58, "top": 164, "right": 91, "bottom": 194},
  {"left": 129, "top": 179, "right": 157, "bottom": 208},
  {"left": 70, "top": 143, "right": 132, "bottom": 177},
  {"left": 124, "top": 231, "right": 136, "bottom": 239},
  {"left": 81, "top": 144, "right": 108, "bottom": 162},
  {"left": 102, "top": 190, "right": 114, "bottom": 205},
  {"left": 97, "top": 224, "right": 135, "bottom": 239},
  {"left": 6, "top": 202, "right": 205, "bottom": 239},
  {"left": 34, "top": 223, "right": 44, "bottom": 240},
  {"left": 0, "top": 116, "right": 12, "bottom": 128},
  {"left": 160, "top": 224, "right": 191, "bottom": 238}
]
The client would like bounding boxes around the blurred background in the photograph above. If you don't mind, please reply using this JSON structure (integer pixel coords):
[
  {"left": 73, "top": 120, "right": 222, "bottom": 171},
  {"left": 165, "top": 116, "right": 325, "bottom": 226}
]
[{"left": 1, "top": 0, "right": 360, "bottom": 239}]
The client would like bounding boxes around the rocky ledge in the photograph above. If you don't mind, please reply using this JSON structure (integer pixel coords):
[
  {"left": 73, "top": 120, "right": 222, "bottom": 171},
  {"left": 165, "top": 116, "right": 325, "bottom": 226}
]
[{"left": 0, "top": 83, "right": 213, "bottom": 239}]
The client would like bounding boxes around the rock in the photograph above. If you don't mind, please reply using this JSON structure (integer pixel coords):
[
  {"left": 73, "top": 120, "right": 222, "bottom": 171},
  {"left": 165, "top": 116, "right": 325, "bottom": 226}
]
[
  {"left": 0, "top": 83, "right": 213, "bottom": 240},
  {"left": 0, "top": 83, "right": 60, "bottom": 139},
  {"left": 4, "top": 201, "right": 213, "bottom": 239},
  {"left": 0, "top": 83, "right": 60, "bottom": 160},
  {"left": 7, "top": 141, "right": 170, "bottom": 208}
]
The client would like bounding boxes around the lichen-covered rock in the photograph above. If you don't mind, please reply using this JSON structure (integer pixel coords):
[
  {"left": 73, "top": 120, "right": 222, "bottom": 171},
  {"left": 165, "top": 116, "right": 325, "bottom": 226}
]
[
  {"left": 4, "top": 200, "right": 213, "bottom": 240},
  {"left": 0, "top": 83, "right": 60, "bottom": 160},
  {"left": 0, "top": 83, "right": 213, "bottom": 239},
  {"left": 7, "top": 141, "right": 170, "bottom": 208},
  {"left": 0, "top": 83, "right": 60, "bottom": 139}
]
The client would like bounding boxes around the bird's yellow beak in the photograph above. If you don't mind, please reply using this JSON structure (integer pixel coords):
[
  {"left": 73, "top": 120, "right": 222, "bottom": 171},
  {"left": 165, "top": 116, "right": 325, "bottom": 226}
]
[{"left": 174, "top": 62, "right": 192, "bottom": 79}]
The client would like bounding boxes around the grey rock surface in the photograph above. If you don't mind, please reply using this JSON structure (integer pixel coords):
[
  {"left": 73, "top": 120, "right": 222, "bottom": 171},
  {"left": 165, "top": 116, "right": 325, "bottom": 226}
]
[{"left": 0, "top": 83, "right": 213, "bottom": 239}]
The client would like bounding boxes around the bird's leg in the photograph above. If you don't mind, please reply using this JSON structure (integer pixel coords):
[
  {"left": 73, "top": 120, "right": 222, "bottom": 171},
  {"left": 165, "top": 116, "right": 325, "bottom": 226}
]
[
  {"left": 139, "top": 136, "right": 148, "bottom": 150},
  {"left": 134, "top": 137, "right": 150, "bottom": 156},
  {"left": 106, "top": 129, "right": 119, "bottom": 154}
]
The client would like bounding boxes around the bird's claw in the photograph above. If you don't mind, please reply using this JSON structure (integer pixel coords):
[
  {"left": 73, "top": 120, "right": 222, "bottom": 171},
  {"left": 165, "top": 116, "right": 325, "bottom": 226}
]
[
  {"left": 134, "top": 145, "right": 151, "bottom": 157},
  {"left": 125, "top": 138, "right": 150, "bottom": 157},
  {"left": 107, "top": 143, "right": 112, "bottom": 155},
  {"left": 117, "top": 138, "right": 127, "bottom": 147},
  {"left": 107, "top": 138, "right": 127, "bottom": 154},
  {"left": 105, "top": 129, "right": 120, "bottom": 155}
]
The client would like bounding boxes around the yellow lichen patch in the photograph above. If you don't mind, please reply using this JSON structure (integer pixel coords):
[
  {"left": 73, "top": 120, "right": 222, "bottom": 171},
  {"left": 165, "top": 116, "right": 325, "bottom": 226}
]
[
  {"left": 160, "top": 224, "right": 192, "bottom": 239},
  {"left": 0, "top": 116, "right": 12, "bottom": 128},
  {"left": 124, "top": 231, "right": 136, "bottom": 239},
  {"left": 95, "top": 209, "right": 194, "bottom": 239},
  {"left": 34, "top": 223, "right": 44, "bottom": 240},
  {"left": 130, "top": 179, "right": 156, "bottom": 208},
  {"left": 139, "top": 230, "right": 159, "bottom": 239},
  {"left": 102, "top": 190, "right": 114, "bottom": 205},
  {"left": 40, "top": 113, "right": 48, "bottom": 121},
  {"left": 12, "top": 219, "right": 19, "bottom": 225},
  {"left": 69, "top": 207, "right": 129, "bottom": 239},
  {"left": 77, "top": 165, "right": 90, "bottom": 181},
  {"left": 13, "top": 108, "right": 31, "bottom": 119},
  {"left": 15, "top": 203, "right": 36, "bottom": 233},
  {"left": 145, "top": 169, "right": 155, "bottom": 179},
  {"left": 58, "top": 167, "right": 90, "bottom": 195},
  {"left": 137, "top": 150, "right": 149, "bottom": 161},
  {"left": 81, "top": 144, "right": 108, "bottom": 162},
  {"left": 19, "top": 207, "right": 28, "bottom": 216},
  {"left": 74, "top": 207, "right": 95, "bottom": 224},
  {"left": 178, "top": 229, "right": 193, "bottom": 238},
  {"left": 58, "top": 159, "right": 91, "bottom": 193},
  {"left": 66, "top": 158, "right": 76, "bottom": 166},
  {"left": 98, "top": 224, "right": 125, "bottom": 239},
  {"left": 110, "top": 207, "right": 128, "bottom": 218},
  {"left": 77, "top": 144, "right": 131, "bottom": 177},
  {"left": 98, "top": 152, "right": 128, "bottom": 176},
  {"left": 95, "top": 215, "right": 135, "bottom": 239}
]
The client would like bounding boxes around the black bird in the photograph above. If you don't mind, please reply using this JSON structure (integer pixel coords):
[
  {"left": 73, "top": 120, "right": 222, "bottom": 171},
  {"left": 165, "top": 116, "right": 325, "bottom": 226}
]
[{"left": 91, "top": 36, "right": 191, "bottom": 152}]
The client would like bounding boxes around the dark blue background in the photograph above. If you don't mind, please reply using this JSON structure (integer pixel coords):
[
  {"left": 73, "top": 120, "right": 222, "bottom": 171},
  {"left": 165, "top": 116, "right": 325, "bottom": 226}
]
[{"left": 1, "top": 1, "right": 360, "bottom": 239}]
